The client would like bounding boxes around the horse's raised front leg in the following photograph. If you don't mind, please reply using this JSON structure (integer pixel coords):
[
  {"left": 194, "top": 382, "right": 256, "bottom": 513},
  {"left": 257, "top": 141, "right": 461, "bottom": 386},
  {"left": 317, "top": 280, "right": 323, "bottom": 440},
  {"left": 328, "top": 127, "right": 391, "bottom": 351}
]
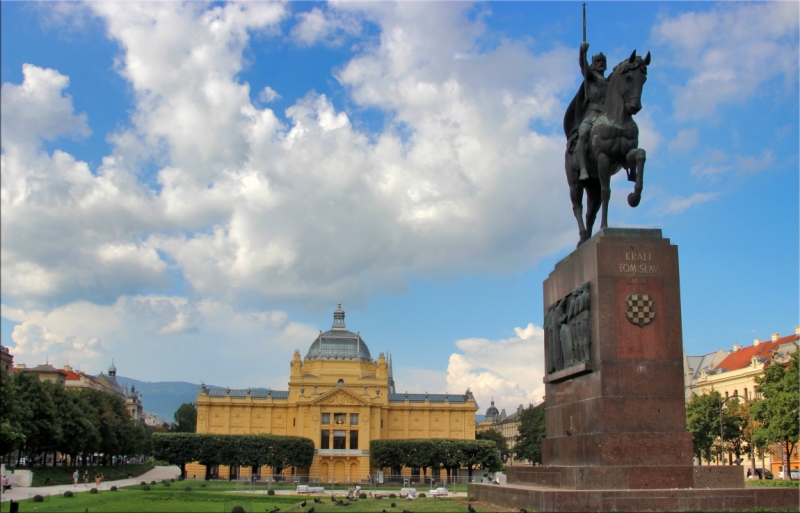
[
  {"left": 626, "top": 147, "right": 646, "bottom": 207},
  {"left": 597, "top": 153, "right": 612, "bottom": 229}
]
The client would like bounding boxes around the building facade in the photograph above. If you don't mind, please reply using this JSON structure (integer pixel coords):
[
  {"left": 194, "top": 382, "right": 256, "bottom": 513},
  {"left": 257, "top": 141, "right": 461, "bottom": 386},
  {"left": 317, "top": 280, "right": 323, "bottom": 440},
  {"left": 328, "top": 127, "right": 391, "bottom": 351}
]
[
  {"left": 685, "top": 327, "right": 799, "bottom": 475},
  {"left": 476, "top": 400, "right": 526, "bottom": 465},
  {"left": 189, "top": 305, "right": 478, "bottom": 482},
  {"left": 0, "top": 345, "right": 13, "bottom": 373},
  {"left": 12, "top": 360, "right": 145, "bottom": 423}
]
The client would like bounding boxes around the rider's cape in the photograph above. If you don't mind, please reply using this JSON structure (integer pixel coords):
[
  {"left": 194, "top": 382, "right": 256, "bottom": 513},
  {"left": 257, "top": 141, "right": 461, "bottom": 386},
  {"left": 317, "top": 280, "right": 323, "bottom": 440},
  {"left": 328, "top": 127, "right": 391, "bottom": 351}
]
[{"left": 563, "top": 81, "right": 589, "bottom": 141}]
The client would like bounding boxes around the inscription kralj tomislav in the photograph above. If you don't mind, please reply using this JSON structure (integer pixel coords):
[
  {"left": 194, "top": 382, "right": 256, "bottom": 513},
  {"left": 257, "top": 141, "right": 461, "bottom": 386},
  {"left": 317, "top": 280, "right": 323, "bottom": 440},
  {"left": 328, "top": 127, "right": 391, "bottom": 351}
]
[{"left": 545, "top": 282, "right": 591, "bottom": 375}]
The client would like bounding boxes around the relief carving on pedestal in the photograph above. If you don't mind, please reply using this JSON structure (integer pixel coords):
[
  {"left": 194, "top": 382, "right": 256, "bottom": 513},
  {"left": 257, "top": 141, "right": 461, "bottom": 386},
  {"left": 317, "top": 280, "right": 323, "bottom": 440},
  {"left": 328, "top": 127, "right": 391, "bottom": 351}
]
[{"left": 545, "top": 282, "right": 591, "bottom": 375}]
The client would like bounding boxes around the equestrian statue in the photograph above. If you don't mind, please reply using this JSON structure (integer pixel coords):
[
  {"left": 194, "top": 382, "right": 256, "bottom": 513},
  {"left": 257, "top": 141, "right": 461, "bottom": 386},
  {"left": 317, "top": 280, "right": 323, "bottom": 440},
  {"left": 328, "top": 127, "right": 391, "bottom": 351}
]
[{"left": 563, "top": 12, "right": 651, "bottom": 247}]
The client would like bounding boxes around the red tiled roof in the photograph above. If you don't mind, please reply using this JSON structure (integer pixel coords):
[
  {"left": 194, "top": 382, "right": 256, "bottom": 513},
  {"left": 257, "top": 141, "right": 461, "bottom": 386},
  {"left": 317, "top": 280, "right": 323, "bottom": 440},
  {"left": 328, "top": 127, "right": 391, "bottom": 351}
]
[{"left": 714, "top": 333, "right": 799, "bottom": 372}]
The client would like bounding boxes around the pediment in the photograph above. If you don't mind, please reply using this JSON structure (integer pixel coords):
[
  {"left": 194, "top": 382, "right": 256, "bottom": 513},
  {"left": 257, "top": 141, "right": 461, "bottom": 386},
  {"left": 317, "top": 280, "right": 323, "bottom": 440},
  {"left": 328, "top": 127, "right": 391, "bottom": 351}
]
[{"left": 311, "top": 387, "right": 370, "bottom": 406}]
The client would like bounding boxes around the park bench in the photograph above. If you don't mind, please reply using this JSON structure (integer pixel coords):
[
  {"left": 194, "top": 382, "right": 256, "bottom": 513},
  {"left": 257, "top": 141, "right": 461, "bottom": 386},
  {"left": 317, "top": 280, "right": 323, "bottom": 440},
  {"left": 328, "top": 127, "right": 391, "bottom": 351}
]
[
  {"left": 428, "top": 487, "right": 448, "bottom": 497},
  {"left": 399, "top": 487, "right": 416, "bottom": 499}
]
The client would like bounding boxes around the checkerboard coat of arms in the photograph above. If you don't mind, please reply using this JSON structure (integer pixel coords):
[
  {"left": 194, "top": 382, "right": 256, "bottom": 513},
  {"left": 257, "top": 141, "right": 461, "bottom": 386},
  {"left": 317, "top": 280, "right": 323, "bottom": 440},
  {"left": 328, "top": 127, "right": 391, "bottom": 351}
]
[{"left": 626, "top": 293, "right": 655, "bottom": 327}]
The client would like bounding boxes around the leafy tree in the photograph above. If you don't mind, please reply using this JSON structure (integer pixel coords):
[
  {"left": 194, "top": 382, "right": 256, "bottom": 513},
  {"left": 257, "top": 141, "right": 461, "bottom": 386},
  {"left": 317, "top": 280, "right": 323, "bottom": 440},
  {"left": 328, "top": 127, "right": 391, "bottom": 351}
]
[
  {"left": 265, "top": 436, "right": 314, "bottom": 475},
  {"left": 370, "top": 440, "right": 406, "bottom": 476},
  {"left": 456, "top": 439, "right": 501, "bottom": 476},
  {"left": 476, "top": 428, "right": 511, "bottom": 462},
  {"left": 686, "top": 391, "right": 743, "bottom": 465},
  {"left": 172, "top": 403, "right": 197, "bottom": 433},
  {"left": 14, "top": 371, "right": 61, "bottom": 466},
  {"left": 153, "top": 432, "right": 201, "bottom": 478},
  {"left": 51, "top": 387, "right": 92, "bottom": 466},
  {"left": 433, "top": 439, "right": 461, "bottom": 478},
  {"left": 0, "top": 369, "right": 25, "bottom": 457},
  {"left": 514, "top": 403, "right": 546, "bottom": 464},
  {"left": 686, "top": 391, "right": 721, "bottom": 465},
  {"left": 405, "top": 439, "right": 436, "bottom": 477},
  {"left": 752, "top": 349, "right": 799, "bottom": 479}
]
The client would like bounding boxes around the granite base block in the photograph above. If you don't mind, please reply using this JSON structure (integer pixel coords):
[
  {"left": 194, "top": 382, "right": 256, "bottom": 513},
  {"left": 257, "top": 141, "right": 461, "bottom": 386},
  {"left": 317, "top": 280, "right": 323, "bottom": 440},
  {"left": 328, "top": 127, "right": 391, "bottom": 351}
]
[
  {"left": 507, "top": 464, "right": 742, "bottom": 490},
  {"left": 470, "top": 482, "right": 800, "bottom": 512}
]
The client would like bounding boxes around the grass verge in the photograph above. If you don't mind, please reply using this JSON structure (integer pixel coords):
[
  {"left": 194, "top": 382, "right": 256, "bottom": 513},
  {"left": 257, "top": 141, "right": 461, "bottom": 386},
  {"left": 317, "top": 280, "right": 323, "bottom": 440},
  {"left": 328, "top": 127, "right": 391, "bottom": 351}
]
[{"left": 4, "top": 486, "right": 505, "bottom": 513}]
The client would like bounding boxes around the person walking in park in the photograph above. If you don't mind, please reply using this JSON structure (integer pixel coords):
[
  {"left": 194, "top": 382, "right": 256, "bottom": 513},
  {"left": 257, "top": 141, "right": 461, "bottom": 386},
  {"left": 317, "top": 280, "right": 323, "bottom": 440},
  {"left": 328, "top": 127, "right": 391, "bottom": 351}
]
[
  {"left": 73, "top": 469, "right": 79, "bottom": 486},
  {"left": 83, "top": 470, "right": 89, "bottom": 487}
]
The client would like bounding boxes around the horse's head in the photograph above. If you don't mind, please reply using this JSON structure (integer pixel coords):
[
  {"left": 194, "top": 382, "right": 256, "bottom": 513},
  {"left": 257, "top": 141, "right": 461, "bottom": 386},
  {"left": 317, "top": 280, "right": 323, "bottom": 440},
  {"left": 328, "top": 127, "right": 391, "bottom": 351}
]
[{"left": 610, "top": 50, "right": 650, "bottom": 116}]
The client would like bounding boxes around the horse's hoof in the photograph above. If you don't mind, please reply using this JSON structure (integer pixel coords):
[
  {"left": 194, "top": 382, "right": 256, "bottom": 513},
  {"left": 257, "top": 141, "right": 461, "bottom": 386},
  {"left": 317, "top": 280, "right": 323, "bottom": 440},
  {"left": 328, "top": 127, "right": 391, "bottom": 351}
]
[{"left": 628, "top": 192, "right": 641, "bottom": 207}]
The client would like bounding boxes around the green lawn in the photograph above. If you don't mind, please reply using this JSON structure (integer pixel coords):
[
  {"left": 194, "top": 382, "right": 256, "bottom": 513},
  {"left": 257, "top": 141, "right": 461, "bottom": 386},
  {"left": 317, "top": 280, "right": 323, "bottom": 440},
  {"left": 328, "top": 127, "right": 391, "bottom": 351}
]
[
  {"left": 745, "top": 479, "right": 800, "bottom": 487},
  {"left": 5, "top": 486, "right": 507, "bottom": 513}
]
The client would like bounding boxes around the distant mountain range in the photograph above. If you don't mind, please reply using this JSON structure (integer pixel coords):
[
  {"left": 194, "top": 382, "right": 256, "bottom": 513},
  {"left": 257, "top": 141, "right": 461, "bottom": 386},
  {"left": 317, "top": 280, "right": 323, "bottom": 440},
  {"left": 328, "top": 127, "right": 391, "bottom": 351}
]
[{"left": 116, "top": 376, "right": 213, "bottom": 422}]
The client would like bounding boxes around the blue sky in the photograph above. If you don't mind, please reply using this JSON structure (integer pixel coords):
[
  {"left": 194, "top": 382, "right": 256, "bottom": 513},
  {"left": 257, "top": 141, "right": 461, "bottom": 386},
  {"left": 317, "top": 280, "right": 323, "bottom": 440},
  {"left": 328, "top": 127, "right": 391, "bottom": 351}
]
[{"left": 1, "top": 1, "right": 797, "bottom": 413}]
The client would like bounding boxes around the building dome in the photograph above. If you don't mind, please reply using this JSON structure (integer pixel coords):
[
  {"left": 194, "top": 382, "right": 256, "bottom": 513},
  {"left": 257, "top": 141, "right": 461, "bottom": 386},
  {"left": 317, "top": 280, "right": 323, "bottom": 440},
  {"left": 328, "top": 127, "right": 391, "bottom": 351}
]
[
  {"left": 108, "top": 360, "right": 117, "bottom": 376},
  {"left": 305, "top": 304, "right": 372, "bottom": 361},
  {"left": 485, "top": 398, "right": 499, "bottom": 420}
]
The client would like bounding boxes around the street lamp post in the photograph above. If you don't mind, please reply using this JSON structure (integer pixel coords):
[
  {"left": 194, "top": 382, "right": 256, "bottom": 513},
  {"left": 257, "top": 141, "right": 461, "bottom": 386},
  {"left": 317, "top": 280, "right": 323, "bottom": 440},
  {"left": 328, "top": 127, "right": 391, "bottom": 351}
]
[{"left": 719, "top": 392, "right": 738, "bottom": 465}]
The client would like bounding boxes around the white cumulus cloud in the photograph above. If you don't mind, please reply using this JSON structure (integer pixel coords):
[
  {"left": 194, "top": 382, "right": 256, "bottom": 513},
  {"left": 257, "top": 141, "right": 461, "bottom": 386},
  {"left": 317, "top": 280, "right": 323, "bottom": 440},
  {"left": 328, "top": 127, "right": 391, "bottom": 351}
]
[
  {"left": 446, "top": 323, "right": 545, "bottom": 411},
  {"left": 652, "top": 2, "right": 799, "bottom": 120}
]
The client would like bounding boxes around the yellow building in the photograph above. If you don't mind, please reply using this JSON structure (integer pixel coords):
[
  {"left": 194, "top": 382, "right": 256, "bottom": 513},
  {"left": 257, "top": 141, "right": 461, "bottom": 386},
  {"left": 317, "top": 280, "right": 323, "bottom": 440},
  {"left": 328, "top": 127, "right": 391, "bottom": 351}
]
[
  {"left": 685, "top": 327, "right": 799, "bottom": 475},
  {"left": 190, "top": 304, "right": 478, "bottom": 482}
]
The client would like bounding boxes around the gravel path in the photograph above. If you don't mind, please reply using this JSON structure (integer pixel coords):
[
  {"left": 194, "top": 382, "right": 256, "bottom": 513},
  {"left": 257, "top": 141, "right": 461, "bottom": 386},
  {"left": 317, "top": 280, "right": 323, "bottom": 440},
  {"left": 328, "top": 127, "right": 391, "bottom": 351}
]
[{"left": 0, "top": 465, "right": 181, "bottom": 503}]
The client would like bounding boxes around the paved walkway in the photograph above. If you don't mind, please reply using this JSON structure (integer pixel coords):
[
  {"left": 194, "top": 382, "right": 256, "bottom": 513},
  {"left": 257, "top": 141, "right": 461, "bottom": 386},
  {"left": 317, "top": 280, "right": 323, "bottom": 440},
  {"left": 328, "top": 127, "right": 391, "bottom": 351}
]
[{"left": 0, "top": 465, "right": 181, "bottom": 503}]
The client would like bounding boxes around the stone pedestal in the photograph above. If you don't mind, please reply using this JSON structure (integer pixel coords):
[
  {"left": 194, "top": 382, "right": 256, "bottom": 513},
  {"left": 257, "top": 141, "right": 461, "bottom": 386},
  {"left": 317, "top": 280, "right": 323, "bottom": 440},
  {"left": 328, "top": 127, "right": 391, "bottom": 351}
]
[
  {"left": 536, "top": 227, "right": 710, "bottom": 489},
  {"left": 468, "top": 229, "right": 798, "bottom": 510}
]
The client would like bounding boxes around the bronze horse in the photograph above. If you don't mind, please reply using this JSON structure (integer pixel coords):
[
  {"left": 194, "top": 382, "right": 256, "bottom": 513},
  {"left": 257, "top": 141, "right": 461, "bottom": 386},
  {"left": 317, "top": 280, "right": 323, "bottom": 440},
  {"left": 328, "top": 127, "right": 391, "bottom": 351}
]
[{"left": 564, "top": 50, "right": 650, "bottom": 246}]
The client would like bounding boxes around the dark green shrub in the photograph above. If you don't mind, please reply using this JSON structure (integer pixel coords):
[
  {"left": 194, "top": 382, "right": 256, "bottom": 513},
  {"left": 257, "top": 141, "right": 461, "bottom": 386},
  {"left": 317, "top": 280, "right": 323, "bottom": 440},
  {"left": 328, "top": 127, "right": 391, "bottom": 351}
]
[
  {"left": 64, "top": 491, "right": 74, "bottom": 498},
  {"left": 359, "top": 493, "right": 367, "bottom": 499},
  {"left": 418, "top": 493, "right": 426, "bottom": 498},
  {"left": 267, "top": 489, "right": 275, "bottom": 496},
  {"left": 184, "top": 486, "right": 192, "bottom": 492},
  {"left": 90, "top": 488, "right": 98, "bottom": 494},
  {"left": 164, "top": 482, "right": 170, "bottom": 487},
  {"left": 151, "top": 480, "right": 157, "bottom": 485},
  {"left": 231, "top": 506, "right": 245, "bottom": 513},
  {"left": 33, "top": 495, "right": 44, "bottom": 502},
  {"left": 389, "top": 493, "right": 396, "bottom": 499},
  {"left": 142, "top": 485, "right": 151, "bottom": 491},
  {"left": 200, "top": 483, "right": 208, "bottom": 488},
  {"left": 141, "top": 481, "right": 147, "bottom": 486},
  {"left": 110, "top": 486, "right": 118, "bottom": 491},
  {"left": 170, "top": 478, "right": 175, "bottom": 482},
  {"left": 161, "top": 479, "right": 166, "bottom": 484}
]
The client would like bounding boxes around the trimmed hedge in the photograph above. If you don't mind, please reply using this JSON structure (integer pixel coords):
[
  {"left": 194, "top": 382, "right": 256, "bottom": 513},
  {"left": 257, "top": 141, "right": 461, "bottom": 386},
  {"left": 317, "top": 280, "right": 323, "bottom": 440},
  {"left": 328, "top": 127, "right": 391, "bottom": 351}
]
[
  {"left": 110, "top": 486, "right": 118, "bottom": 491},
  {"left": 63, "top": 491, "right": 74, "bottom": 498},
  {"left": 267, "top": 489, "right": 275, "bottom": 495},
  {"left": 142, "top": 485, "right": 151, "bottom": 491},
  {"left": 90, "top": 488, "right": 98, "bottom": 494},
  {"left": 185, "top": 486, "right": 193, "bottom": 491},
  {"left": 33, "top": 495, "right": 44, "bottom": 502}
]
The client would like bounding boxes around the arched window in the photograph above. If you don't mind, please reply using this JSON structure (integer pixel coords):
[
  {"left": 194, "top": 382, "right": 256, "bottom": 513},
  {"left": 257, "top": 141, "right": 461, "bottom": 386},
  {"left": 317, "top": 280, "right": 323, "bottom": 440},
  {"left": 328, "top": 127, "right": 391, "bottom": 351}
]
[{"left": 337, "top": 379, "right": 344, "bottom": 387}]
